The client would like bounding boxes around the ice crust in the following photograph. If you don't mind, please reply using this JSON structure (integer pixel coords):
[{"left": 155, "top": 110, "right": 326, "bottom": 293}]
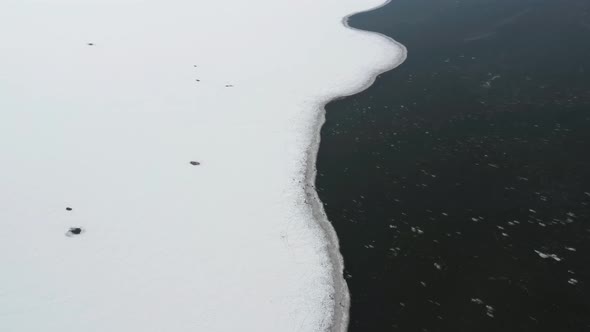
[{"left": 0, "top": 0, "right": 405, "bottom": 331}]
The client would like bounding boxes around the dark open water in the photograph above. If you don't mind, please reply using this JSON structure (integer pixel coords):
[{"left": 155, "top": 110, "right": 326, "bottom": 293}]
[{"left": 317, "top": 0, "right": 590, "bottom": 331}]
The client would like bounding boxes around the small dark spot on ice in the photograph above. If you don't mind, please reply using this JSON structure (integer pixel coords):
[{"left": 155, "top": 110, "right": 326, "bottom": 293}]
[
  {"left": 190, "top": 161, "right": 200, "bottom": 166},
  {"left": 225, "top": 84, "right": 234, "bottom": 87},
  {"left": 66, "top": 207, "right": 73, "bottom": 211},
  {"left": 195, "top": 79, "right": 200, "bottom": 82},
  {"left": 87, "top": 43, "right": 94, "bottom": 46},
  {"left": 66, "top": 227, "right": 83, "bottom": 237}
]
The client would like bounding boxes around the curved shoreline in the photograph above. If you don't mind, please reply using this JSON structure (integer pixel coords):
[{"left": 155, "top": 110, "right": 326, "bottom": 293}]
[{"left": 304, "top": 1, "right": 408, "bottom": 331}]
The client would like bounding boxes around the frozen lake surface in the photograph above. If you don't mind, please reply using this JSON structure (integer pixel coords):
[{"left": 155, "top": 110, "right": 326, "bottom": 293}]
[{"left": 0, "top": 0, "right": 404, "bottom": 331}]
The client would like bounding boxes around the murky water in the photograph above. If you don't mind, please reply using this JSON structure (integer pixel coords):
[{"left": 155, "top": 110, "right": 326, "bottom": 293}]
[{"left": 318, "top": 0, "right": 590, "bottom": 330}]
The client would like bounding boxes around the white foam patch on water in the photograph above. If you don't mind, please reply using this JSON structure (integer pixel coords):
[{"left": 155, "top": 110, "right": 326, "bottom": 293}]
[
  {"left": 534, "top": 250, "right": 562, "bottom": 262},
  {"left": 0, "top": 0, "right": 405, "bottom": 331}
]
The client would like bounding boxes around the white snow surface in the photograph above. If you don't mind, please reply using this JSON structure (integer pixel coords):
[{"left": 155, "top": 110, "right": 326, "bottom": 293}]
[{"left": 0, "top": 0, "right": 405, "bottom": 331}]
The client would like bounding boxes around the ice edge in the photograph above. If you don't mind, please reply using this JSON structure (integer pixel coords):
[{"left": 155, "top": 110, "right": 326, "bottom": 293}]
[{"left": 303, "top": 1, "right": 408, "bottom": 331}]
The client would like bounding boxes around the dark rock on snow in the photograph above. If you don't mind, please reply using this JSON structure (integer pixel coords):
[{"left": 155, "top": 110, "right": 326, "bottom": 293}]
[
  {"left": 66, "top": 227, "right": 83, "bottom": 237},
  {"left": 69, "top": 227, "right": 82, "bottom": 235}
]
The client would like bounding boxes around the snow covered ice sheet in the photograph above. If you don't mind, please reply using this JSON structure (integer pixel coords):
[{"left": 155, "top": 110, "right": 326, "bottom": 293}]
[{"left": 0, "top": 0, "right": 405, "bottom": 330}]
